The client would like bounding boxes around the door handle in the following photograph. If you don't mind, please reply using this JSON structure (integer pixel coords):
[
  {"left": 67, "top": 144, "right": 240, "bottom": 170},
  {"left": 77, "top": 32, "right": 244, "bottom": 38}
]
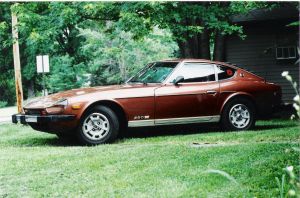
[{"left": 206, "top": 90, "right": 217, "bottom": 95}]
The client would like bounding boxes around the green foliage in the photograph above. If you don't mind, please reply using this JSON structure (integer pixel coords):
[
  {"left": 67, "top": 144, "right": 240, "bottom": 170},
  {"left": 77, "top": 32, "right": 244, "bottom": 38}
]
[
  {"left": 116, "top": 2, "right": 276, "bottom": 40},
  {"left": 287, "top": 21, "right": 300, "bottom": 27},
  {"left": 80, "top": 26, "right": 178, "bottom": 85},
  {"left": 113, "top": 2, "right": 286, "bottom": 58},
  {"left": 0, "top": 101, "right": 8, "bottom": 108},
  {"left": 275, "top": 151, "right": 300, "bottom": 198},
  {"left": 47, "top": 55, "right": 86, "bottom": 93},
  {"left": 0, "top": 4, "right": 15, "bottom": 105},
  {"left": 0, "top": 2, "right": 297, "bottom": 104},
  {"left": 0, "top": 2, "right": 178, "bottom": 103}
]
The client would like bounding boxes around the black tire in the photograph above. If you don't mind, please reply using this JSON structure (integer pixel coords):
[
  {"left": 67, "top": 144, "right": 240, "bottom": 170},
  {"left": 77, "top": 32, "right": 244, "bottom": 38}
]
[
  {"left": 77, "top": 105, "right": 119, "bottom": 145},
  {"left": 221, "top": 98, "right": 256, "bottom": 131}
]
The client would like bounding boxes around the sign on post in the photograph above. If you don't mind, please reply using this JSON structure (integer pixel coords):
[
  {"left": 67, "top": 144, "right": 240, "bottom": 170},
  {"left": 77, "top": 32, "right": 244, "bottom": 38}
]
[
  {"left": 36, "top": 55, "right": 49, "bottom": 73},
  {"left": 36, "top": 55, "right": 49, "bottom": 96}
]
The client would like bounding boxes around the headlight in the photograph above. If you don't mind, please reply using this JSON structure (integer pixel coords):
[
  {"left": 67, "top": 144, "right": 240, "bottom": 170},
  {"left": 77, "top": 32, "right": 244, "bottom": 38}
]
[
  {"left": 45, "top": 106, "right": 64, "bottom": 114},
  {"left": 45, "top": 99, "right": 68, "bottom": 114},
  {"left": 54, "top": 99, "right": 68, "bottom": 106}
]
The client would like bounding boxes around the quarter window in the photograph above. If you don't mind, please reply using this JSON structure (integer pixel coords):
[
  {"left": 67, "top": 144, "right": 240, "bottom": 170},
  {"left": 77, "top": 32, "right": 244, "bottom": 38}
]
[
  {"left": 169, "top": 63, "right": 216, "bottom": 83},
  {"left": 216, "top": 65, "right": 236, "bottom": 80}
]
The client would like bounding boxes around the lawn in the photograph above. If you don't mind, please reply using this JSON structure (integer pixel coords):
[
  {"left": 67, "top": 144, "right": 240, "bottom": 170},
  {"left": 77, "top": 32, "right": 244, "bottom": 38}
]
[{"left": 0, "top": 120, "right": 298, "bottom": 197}]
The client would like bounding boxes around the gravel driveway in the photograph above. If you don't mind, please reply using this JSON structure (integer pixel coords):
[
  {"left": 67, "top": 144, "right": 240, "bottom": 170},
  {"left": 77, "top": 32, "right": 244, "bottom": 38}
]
[{"left": 0, "top": 106, "right": 17, "bottom": 124}]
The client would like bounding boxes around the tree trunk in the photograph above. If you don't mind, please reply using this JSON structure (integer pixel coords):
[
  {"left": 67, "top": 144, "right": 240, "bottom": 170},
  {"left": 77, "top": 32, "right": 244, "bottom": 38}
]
[
  {"left": 27, "top": 80, "right": 35, "bottom": 98},
  {"left": 175, "top": 18, "right": 213, "bottom": 59},
  {"left": 176, "top": 17, "right": 202, "bottom": 58},
  {"left": 200, "top": 29, "right": 211, "bottom": 60},
  {"left": 119, "top": 52, "right": 127, "bottom": 82},
  {"left": 177, "top": 32, "right": 212, "bottom": 59},
  {"left": 178, "top": 39, "right": 193, "bottom": 58},
  {"left": 213, "top": 32, "right": 225, "bottom": 61}
]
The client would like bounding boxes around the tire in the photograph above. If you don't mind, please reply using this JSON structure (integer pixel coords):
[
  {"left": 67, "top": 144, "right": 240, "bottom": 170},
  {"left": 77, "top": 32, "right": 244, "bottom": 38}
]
[
  {"left": 221, "top": 98, "right": 256, "bottom": 131},
  {"left": 77, "top": 105, "right": 119, "bottom": 145}
]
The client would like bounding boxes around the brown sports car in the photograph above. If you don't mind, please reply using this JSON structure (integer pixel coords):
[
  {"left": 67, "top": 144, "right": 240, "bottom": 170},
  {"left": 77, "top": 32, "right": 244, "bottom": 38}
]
[{"left": 12, "top": 59, "right": 281, "bottom": 145}]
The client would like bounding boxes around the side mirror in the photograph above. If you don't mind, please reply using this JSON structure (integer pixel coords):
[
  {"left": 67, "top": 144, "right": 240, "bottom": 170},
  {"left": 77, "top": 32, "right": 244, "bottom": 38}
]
[{"left": 173, "top": 76, "right": 184, "bottom": 86}]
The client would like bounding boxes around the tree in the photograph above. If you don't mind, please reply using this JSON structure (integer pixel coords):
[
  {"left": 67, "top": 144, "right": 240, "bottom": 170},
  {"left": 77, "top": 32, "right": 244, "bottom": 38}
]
[
  {"left": 0, "top": 2, "right": 178, "bottom": 105},
  {"left": 0, "top": 3, "right": 16, "bottom": 105},
  {"left": 113, "top": 2, "right": 283, "bottom": 60},
  {"left": 79, "top": 25, "right": 178, "bottom": 85},
  {"left": 0, "top": 2, "right": 297, "bottom": 106}
]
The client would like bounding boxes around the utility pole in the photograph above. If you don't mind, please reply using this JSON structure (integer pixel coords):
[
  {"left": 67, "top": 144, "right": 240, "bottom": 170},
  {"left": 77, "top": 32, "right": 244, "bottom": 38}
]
[{"left": 11, "top": 11, "right": 24, "bottom": 113}]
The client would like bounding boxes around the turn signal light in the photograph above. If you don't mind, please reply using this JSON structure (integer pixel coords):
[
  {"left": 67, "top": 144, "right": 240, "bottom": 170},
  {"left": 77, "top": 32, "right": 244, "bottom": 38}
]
[{"left": 71, "top": 103, "right": 82, "bottom": 110}]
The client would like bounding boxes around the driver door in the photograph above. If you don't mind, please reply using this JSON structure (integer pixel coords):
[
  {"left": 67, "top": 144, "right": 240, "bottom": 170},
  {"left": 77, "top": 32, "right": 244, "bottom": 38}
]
[{"left": 154, "top": 62, "right": 220, "bottom": 124}]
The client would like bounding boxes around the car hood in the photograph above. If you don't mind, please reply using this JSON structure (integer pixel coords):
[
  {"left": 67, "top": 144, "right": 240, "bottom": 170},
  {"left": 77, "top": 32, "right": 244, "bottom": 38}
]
[
  {"left": 24, "top": 84, "right": 155, "bottom": 109},
  {"left": 46, "top": 85, "right": 122, "bottom": 100}
]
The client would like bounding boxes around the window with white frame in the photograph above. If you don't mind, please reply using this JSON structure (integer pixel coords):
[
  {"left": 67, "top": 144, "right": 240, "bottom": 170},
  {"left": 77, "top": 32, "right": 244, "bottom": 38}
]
[{"left": 276, "top": 46, "right": 297, "bottom": 60}]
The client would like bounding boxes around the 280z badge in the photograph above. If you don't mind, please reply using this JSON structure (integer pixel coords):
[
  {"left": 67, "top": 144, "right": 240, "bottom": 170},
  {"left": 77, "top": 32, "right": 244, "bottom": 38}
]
[{"left": 134, "top": 115, "right": 150, "bottom": 120}]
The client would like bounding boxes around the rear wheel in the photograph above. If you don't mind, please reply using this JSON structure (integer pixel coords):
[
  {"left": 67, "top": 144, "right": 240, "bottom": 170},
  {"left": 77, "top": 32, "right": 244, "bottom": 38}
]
[
  {"left": 77, "top": 106, "right": 119, "bottom": 145},
  {"left": 221, "top": 98, "right": 256, "bottom": 131}
]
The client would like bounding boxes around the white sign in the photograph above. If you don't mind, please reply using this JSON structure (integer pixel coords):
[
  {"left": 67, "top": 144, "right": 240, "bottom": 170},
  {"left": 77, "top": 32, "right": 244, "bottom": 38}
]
[{"left": 36, "top": 55, "right": 49, "bottom": 73}]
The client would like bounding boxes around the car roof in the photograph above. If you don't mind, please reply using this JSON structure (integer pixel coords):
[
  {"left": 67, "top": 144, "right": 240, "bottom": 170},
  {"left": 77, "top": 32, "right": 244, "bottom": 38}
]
[
  {"left": 160, "top": 59, "right": 237, "bottom": 69},
  {"left": 158, "top": 59, "right": 265, "bottom": 80}
]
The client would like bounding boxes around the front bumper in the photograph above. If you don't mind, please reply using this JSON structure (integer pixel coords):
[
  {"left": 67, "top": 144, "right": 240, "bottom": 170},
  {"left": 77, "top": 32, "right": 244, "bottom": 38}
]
[{"left": 12, "top": 114, "right": 76, "bottom": 124}]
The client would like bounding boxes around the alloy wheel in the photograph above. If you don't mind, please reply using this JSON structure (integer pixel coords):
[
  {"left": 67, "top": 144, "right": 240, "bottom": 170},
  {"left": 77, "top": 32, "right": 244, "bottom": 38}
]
[
  {"left": 82, "top": 113, "right": 110, "bottom": 141},
  {"left": 229, "top": 104, "right": 251, "bottom": 129}
]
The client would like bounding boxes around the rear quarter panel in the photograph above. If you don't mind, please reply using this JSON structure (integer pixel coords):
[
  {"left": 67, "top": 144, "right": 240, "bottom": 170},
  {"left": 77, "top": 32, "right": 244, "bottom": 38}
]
[{"left": 218, "top": 69, "right": 281, "bottom": 117}]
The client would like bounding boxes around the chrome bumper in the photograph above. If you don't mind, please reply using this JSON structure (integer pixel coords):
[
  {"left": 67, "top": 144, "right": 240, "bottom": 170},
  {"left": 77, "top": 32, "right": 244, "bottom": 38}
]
[{"left": 12, "top": 114, "right": 76, "bottom": 124}]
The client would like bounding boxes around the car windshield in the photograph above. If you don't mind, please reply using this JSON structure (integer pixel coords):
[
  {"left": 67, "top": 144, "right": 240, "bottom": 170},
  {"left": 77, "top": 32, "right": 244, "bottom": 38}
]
[{"left": 127, "top": 62, "right": 179, "bottom": 84}]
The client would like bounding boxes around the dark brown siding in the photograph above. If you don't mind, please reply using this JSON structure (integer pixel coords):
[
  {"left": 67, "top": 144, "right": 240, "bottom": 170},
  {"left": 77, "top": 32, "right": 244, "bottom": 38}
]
[{"left": 225, "top": 21, "right": 299, "bottom": 103}]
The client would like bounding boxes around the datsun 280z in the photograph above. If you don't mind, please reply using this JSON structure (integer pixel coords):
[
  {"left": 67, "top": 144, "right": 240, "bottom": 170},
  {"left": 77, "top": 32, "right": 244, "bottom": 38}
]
[{"left": 12, "top": 59, "right": 281, "bottom": 145}]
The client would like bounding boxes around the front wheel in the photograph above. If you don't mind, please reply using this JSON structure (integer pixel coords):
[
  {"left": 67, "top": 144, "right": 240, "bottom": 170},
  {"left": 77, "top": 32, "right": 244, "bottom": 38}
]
[
  {"left": 221, "top": 98, "right": 256, "bottom": 131},
  {"left": 77, "top": 106, "right": 119, "bottom": 145}
]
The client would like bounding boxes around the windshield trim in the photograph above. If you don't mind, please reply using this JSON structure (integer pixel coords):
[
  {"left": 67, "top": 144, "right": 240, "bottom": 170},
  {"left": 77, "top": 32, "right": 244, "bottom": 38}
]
[
  {"left": 163, "top": 61, "right": 184, "bottom": 84},
  {"left": 125, "top": 63, "right": 154, "bottom": 84},
  {"left": 126, "top": 61, "right": 180, "bottom": 84}
]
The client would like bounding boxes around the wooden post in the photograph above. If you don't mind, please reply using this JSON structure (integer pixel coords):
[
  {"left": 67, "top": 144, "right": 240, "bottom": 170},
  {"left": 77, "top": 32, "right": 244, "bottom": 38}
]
[{"left": 11, "top": 11, "right": 23, "bottom": 113}]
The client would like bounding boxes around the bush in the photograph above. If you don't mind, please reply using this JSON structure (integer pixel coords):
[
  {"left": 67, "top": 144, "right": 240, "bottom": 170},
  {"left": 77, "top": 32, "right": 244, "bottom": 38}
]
[{"left": 0, "top": 101, "right": 8, "bottom": 108}]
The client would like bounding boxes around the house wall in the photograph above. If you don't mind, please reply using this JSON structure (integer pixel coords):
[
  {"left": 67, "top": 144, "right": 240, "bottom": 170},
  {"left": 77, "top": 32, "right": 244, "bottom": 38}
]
[{"left": 225, "top": 20, "right": 299, "bottom": 103}]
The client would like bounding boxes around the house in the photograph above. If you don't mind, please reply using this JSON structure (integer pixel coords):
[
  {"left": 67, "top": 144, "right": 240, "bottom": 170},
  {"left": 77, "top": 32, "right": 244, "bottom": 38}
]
[{"left": 225, "top": 6, "right": 299, "bottom": 103}]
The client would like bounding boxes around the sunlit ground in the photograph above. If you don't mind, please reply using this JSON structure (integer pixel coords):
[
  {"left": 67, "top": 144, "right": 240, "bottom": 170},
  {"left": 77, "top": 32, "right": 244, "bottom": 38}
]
[{"left": 0, "top": 106, "right": 17, "bottom": 123}]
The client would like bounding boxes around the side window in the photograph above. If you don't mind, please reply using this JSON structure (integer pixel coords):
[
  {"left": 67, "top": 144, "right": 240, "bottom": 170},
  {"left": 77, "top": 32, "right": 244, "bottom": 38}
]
[
  {"left": 170, "top": 63, "right": 216, "bottom": 83},
  {"left": 216, "top": 65, "right": 236, "bottom": 80}
]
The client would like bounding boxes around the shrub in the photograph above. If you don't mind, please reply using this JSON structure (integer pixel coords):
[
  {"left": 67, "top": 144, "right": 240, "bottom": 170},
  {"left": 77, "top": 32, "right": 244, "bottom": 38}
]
[{"left": 0, "top": 101, "right": 8, "bottom": 108}]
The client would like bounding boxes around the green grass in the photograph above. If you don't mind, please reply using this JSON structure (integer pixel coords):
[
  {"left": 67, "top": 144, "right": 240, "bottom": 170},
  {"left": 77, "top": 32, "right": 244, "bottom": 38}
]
[{"left": 0, "top": 120, "right": 299, "bottom": 197}]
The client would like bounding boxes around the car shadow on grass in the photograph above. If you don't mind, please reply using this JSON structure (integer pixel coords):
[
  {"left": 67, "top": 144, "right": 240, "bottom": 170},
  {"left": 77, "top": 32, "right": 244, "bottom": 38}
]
[
  {"left": 123, "top": 123, "right": 220, "bottom": 139},
  {"left": 122, "top": 121, "right": 295, "bottom": 139},
  {"left": 13, "top": 136, "right": 79, "bottom": 147},
  {"left": 11, "top": 120, "right": 296, "bottom": 147}
]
